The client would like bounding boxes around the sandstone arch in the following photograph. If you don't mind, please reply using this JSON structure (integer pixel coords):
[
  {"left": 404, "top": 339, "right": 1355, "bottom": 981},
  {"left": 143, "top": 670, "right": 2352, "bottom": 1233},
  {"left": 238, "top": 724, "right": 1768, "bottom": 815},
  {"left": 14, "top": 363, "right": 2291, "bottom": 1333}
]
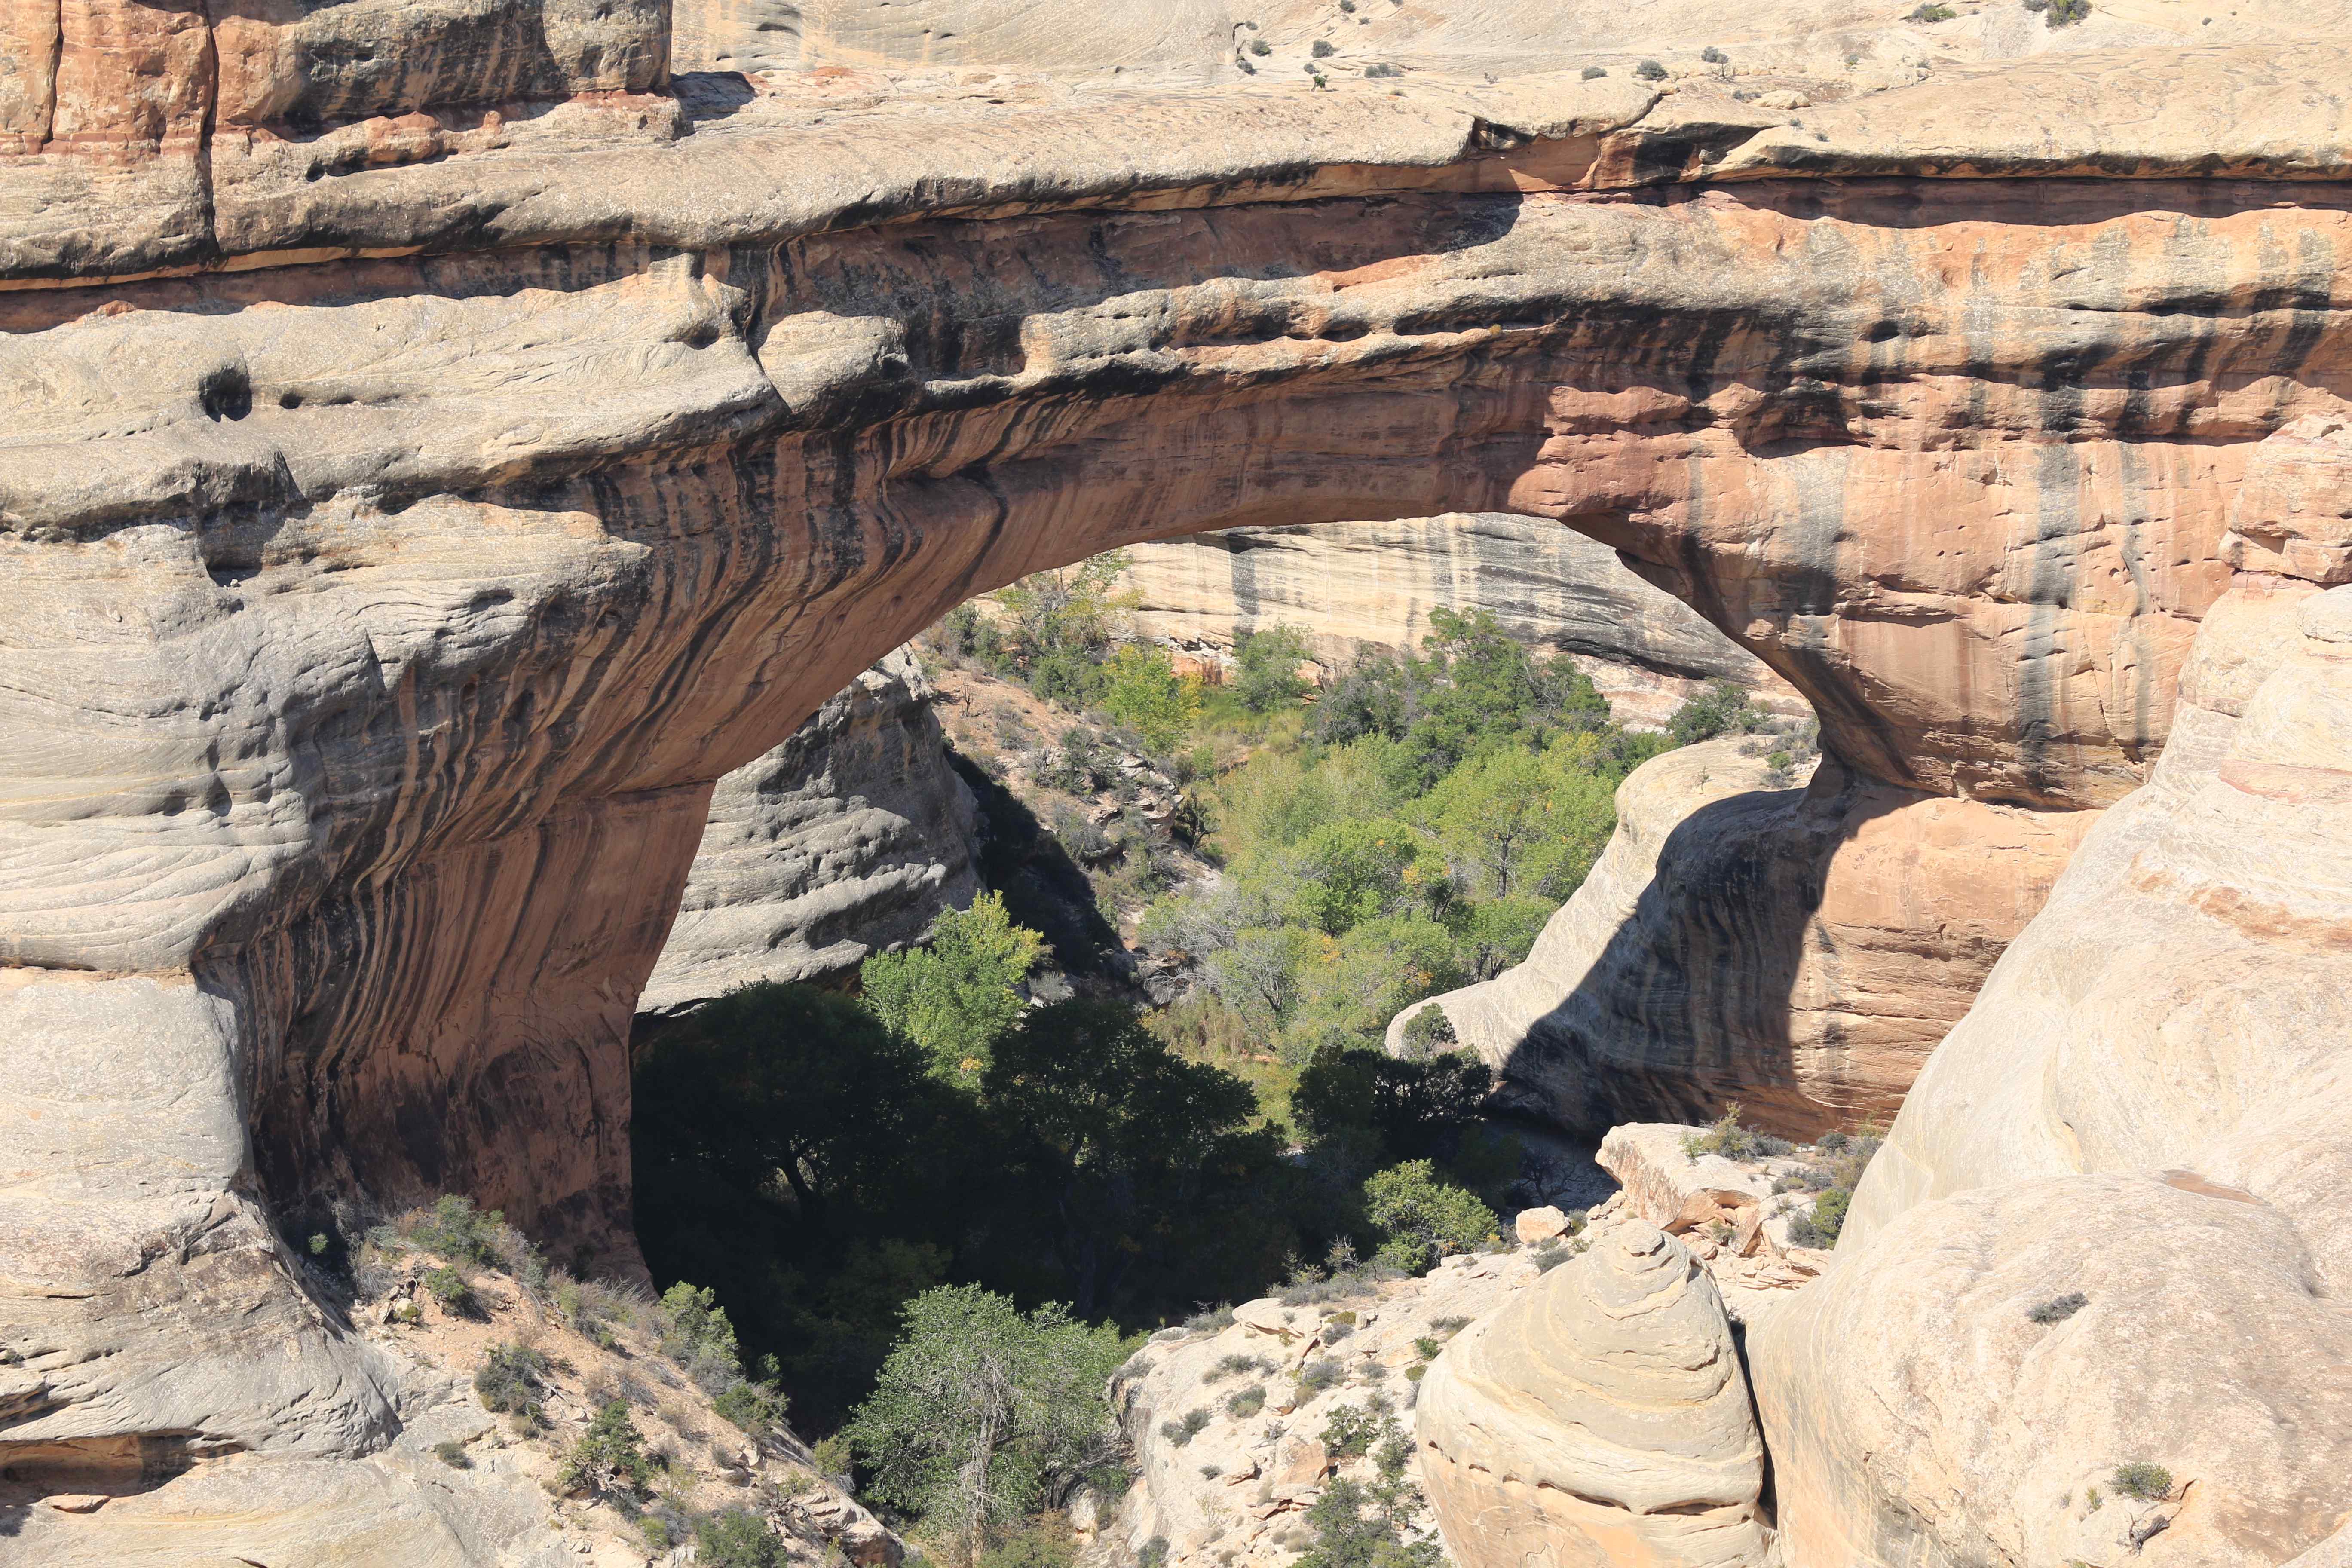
[{"left": 2, "top": 5, "right": 2351, "bottom": 1549}]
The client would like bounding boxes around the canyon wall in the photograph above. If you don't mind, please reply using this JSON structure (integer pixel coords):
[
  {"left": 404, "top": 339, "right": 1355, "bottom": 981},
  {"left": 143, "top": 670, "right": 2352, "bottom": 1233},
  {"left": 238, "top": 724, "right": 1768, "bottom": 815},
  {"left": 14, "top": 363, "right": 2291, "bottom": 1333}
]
[
  {"left": 640, "top": 649, "right": 980, "bottom": 1016},
  {"left": 1120, "top": 515, "right": 1802, "bottom": 728},
  {"left": 0, "top": 0, "right": 2349, "bottom": 1557},
  {"left": 1409, "top": 741, "right": 2094, "bottom": 1139}
]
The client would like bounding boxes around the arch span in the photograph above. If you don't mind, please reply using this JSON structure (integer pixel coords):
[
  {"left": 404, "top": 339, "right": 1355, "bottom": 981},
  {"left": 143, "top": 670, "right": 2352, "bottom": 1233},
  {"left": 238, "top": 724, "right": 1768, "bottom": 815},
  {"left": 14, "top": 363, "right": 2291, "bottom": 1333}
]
[{"left": 3, "top": 163, "right": 2350, "bottom": 1461}]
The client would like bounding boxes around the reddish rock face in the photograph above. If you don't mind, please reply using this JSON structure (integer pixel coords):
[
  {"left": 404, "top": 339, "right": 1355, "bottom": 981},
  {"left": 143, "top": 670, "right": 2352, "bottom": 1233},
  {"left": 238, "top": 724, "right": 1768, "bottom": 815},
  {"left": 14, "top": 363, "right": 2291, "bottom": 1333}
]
[{"left": 0, "top": 19, "right": 2346, "bottom": 1534}]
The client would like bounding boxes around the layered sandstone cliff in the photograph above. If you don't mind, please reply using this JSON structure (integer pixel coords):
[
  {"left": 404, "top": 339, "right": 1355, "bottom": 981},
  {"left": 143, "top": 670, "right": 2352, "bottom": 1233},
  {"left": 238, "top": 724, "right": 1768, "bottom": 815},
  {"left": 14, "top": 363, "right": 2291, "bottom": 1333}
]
[
  {"left": 1407, "top": 739, "right": 2094, "bottom": 1138},
  {"left": 1119, "top": 515, "right": 1801, "bottom": 728},
  {"left": 1, "top": 0, "right": 2350, "bottom": 1559},
  {"left": 1751, "top": 542, "right": 2352, "bottom": 1568},
  {"left": 641, "top": 649, "right": 979, "bottom": 1015}
]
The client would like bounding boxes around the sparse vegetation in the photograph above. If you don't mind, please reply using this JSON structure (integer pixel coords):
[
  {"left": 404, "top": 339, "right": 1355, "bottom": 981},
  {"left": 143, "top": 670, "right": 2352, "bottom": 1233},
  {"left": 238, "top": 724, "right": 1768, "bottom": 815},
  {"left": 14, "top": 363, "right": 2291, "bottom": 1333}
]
[
  {"left": 1298, "top": 1359, "right": 1346, "bottom": 1396},
  {"left": 1634, "top": 58, "right": 1669, "bottom": 81},
  {"left": 2044, "top": 0, "right": 2091, "bottom": 22},
  {"left": 475, "top": 1341, "right": 550, "bottom": 1420},
  {"left": 1701, "top": 45, "right": 1728, "bottom": 61},
  {"left": 1680, "top": 1102, "right": 1794, "bottom": 1161},
  {"left": 1161, "top": 1408, "right": 1213, "bottom": 1447},
  {"left": 433, "top": 1439, "right": 472, "bottom": 1468},
  {"left": 1908, "top": 2, "right": 1957, "bottom": 17},
  {"left": 1311, "top": 39, "right": 1335, "bottom": 57},
  {"left": 1581, "top": 65, "right": 1608, "bottom": 78},
  {"left": 1226, "top": 1384, "right": 1268, "bottom": 1419},
  {"left": 557, "top": 1401, "right": 654, "bottom": 1500},
  {"left": 2112, "top": 1463, "right": 2173, "bottom": 1501},
  {"left": 2028, "top": 1292, "right": 2089, "bottom": 1325},
  {"left": 697, "top": 1507, "right": 787, "bottom": 1568},
  {"left": 424, "top": 1265, "right": 477, "bottom": 1316}
]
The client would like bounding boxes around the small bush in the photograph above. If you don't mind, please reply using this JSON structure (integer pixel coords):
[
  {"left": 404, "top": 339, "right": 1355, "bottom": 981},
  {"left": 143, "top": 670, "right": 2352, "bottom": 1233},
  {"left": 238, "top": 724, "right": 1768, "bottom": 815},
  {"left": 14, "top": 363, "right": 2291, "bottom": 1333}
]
[
  {"left": 2028, "top": 1292, "right": 2088, "bottom": 1325},
  {"left": 811, "top": 1432, "right": 853, "bottom": 1481},
  {"left": 697, "top": 1507, "right": 785, "bottom": 1568},
  {"left": 1298, "top": 1359, "right": 1345, "bottom": 1396},
  {"left": 1701, "top": 45, "right": 1728, "bottom": 61},
  {"left": 1160, "top": 1409, "right": 1213, "bottom": 1447},
  {"left": 1908, "top": 2, "right": 1957, "bottom": 17},
  {"left": 1322, "top": 1318, "right": 1354, "bottom": 1344},
  {"left": 1682, "top": 1102, "right": 1773, "bottom": 1161},
  {"left": 1225, "top": 1385, "right": 1267, "bottom": 1419},
  {"left": 1363, "top": 1160, "right": 1498, "bottom": 1274},
  {"left": 1250, "top": 38, "right": 1271, "bottom": 55},
  {"left": 714, "top": 1380, "right": 790, "bottom": 1434},
  {"left": 1187, "top": 1304, "right": 1237, "bottom": 1335},
  {"left": 2112, "top": 1463, "right": 2172, "bottom": 1501},
  {"left": 1404, "top": 1364, "right": 1426, "bottom": 1383},
  {"left": 1818, "top": 1130, "right": 1851, "bottom": 1153},
  {"left": 1430, "top": 1316, "right": 1470, "bottom": 1335},
  {"left": 433, "top": 1439, "right": 472, "bottom": 1468},
  {"left": 1321, "top": 1404, "right": 1383, "bottom": 1458},
  {"left": 1581, "top": 65, "right": 1608, "bottom": 78},
  {"left": 557, "top": 1402, "right": 653, "bottom": 1498},
  {"left": 1414, "top": 1337, "right": 1441, "bottom": 1361},
  {"left": 1311, "top": 39, "right": 1335, "bottom": 57},
  {"left": 2044, "top": 0, "right": 2090, "bottom": 22},
  {"left": 408, "top": 1195, "right": 504, "bottom": 1268},
  {"left": 1398, "top": 1006, "right": 1457, "bottom": 1062},
  {"left": 1364, "top": 62, "right": 1401, "bottom": 78},
  {"left": 475, "top": 1343, "right": 550, "bottom": 1417},
  {"left": 424, "top": 1266, "right": 477, "bottom": 1316},
  {"left": 1139, "top": 1539, "right": 1170, "bottom": 1568},
  {"left": 1531, "top": 1241, "right": 1571, "bottom": 1273},
  {"left": 1634, "top": 58, "right": 1668, "bottom": 81}
]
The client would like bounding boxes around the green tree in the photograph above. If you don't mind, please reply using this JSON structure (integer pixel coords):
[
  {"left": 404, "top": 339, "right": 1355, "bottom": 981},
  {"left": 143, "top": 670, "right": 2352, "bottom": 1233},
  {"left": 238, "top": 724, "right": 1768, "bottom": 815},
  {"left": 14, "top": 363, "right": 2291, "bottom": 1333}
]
[
  {"left": 1667, "top": 680, "right": 1769, "bottom": 746},
  {"left": 1232, "top": 625, "right": 1313, "bottom": 713},
  {"left": 863, "top": 893, "right": 1045, "bottom": 1081},
  {"left": 1293, "top": 1048, "right": 1493, "bottom": 1166},
  {"left": 1295, "top": 1477, "right": 1440, "bottom": 1568},
  {"left": 1101, "top": 643, "right": 1203, "bottom": 754},
  {"left": 983, "top": 1001, "right": 1277, "bottom": 1317},
  {"left": 1419, "top": 743, "right": 1616, "bottom": 900},
  {"left": 847, "top": 1286, "right": 1131, "bottom": 1566},
  {"left": 1289, "top": 819, "right": 1443, "bottom": 936},
  {"left": 1361, "top": 1161, "right": 1498, "bottom": 1272},
  {"left": 634, "top": 982, "right": 954, "bottom": 1232}
]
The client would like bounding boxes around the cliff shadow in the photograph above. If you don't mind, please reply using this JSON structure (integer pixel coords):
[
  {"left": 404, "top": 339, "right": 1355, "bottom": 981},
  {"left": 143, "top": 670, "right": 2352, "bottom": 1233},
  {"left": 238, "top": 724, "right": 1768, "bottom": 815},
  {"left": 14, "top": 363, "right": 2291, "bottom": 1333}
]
[{"left": 1488, "top": 776, "right": 1853, "bottom": 1142}]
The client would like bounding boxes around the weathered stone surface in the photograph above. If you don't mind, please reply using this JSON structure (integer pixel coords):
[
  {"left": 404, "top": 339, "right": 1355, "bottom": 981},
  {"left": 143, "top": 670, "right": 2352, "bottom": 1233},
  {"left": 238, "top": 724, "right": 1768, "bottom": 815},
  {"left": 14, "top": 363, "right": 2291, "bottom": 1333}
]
[
  {"left": 1110, "top": 1257, "right": 1538, "bottom": 1568},
  {"left": 1513, "top": 1205, "right": 1570, "bottom": 1244},
  {"left": 2, "top": 1, "right": 2351, "bottom": 1555},
  {"left": 1597, "top": 1125, "right": 1774, "bottom": 1237},
  {"left": 1752, "top": 578, "right": 2352, "bottom": 1568},
  {"left": 640, "top": 649, "right": 979, "bottom": 1014},
  {"left": 1418, "top": 1224, "right": 1766, "bottom": 1568},
  {"left": 1118, "top": 515, "right": 1802, "bottom": 728},
  {"left": 1418, "top": 741, "right": 2094, "bottom": 1139}
]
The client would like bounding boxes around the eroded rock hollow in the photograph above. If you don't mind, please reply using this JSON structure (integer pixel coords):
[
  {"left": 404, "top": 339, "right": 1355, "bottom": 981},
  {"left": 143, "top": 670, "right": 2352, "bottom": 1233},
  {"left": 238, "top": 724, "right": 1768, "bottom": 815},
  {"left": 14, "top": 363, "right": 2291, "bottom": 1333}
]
[{"left": 3, "top": 0, "right": 2350, "bottom": 1558}]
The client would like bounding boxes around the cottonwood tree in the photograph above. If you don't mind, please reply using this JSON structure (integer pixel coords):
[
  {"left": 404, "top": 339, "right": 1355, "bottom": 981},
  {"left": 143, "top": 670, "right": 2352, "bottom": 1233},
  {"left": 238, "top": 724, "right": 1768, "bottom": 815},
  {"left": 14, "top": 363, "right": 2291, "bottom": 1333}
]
[
  {"left": 863, "top": 893, "right": 1044, "bottom": 1081},
  {"left": 847, "top": 1285, "right": 1130, "bottom": 1566}
]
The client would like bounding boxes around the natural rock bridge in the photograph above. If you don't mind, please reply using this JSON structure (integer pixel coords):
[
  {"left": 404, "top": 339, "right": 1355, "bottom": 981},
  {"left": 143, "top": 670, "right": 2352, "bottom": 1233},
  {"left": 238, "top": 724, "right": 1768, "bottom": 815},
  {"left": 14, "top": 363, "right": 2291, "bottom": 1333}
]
[{"left": 2, "top": 1, "right": 2349, "bottom": 1562}]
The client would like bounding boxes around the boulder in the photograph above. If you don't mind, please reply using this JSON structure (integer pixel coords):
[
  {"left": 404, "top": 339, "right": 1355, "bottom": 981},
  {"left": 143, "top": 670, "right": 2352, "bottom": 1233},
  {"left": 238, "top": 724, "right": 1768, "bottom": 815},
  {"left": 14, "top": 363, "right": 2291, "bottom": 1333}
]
[
  {"left": 1514, "top": 1206, "right": 1572, "bottom": 1244},
  {"left": 1596, "top": 1125, "right": 1774, "bottom": 1240},
  {"left": 1419, "top": 1224, "right": 1767, "bottom": 1568}
]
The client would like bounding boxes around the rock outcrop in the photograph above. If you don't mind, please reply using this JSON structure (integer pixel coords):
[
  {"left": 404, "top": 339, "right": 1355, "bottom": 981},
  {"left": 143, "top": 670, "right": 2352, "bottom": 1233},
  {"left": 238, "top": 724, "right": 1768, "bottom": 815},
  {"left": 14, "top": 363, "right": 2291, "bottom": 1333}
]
[
  {"left": 1751, "top": 571, "right": 2352, "bottom": 1568},
  {"left": 3, "top": 0, "right": 2351, "bottom": 1556},
  {"left": 1118, "top": 515, "right": 1802, "bottom": 728},
  {"left": 1412, "top": 740, "right": 2095, "bottom": 1138},
  {"left": 1418, "top": 1224, "right": 1767, "bottom": 1568},
  {"left": 640, "top": 649, "right": 979, "bottom": 1015},
  {"left": 1108, "top": 1255, "right": 1538, "bottom": 1568}
]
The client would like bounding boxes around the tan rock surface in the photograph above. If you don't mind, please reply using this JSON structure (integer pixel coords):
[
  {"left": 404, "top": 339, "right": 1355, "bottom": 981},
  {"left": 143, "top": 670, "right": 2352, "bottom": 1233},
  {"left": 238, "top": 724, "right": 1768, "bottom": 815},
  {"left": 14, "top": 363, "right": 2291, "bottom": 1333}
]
[
  {"left": 1, "top": 0, "right": 2351, "bottom": 1553},
  {"left": 1419, "top": 741, "right": 2094, "bottom": 1139},
  {"left": 1117, "top": 515, "right": 1802, "bottom": 728},
  {"left": 640, "top": 649, "right": 980, "bottom": 1015},
  {"left": 1752, "top": 579, "right": 2352, "bottom": 1567},
  {"left": 1109, "top": 1258, "right": 1536, "bottom": 1568},
  {"left": 1418, "top": 1224, "right": 1766, "bottom": 1568}
]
